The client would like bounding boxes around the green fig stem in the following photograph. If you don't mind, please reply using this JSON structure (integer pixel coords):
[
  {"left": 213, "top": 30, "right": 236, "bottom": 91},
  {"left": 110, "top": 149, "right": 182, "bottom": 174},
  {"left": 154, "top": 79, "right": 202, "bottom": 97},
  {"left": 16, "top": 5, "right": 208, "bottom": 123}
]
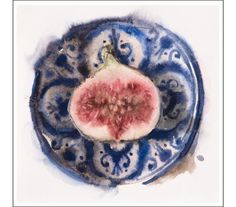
[{"left": 101, "top": 45, "right": 119, "bottom": 66}]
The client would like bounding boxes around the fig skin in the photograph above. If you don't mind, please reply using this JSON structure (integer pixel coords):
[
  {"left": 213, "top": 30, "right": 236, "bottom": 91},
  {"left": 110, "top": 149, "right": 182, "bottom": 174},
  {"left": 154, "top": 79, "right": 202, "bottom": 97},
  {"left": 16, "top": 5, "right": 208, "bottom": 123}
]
[{"left": 68, "top": 47, "right": 160, "bottom": 142}]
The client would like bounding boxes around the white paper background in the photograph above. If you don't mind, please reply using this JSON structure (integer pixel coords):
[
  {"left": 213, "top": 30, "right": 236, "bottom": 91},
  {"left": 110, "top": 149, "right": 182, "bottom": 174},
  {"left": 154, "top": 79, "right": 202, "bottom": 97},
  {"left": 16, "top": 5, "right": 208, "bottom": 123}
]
[{"left": 14, "top": 1, "right": 223, "bottom": 206}]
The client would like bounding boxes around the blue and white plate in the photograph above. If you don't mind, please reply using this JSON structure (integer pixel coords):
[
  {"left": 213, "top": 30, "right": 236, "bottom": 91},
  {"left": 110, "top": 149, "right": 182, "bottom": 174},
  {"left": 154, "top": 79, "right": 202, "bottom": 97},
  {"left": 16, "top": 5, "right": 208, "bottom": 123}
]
[{"left": 30, "top": 15, "right": 204, "bottom": 187}]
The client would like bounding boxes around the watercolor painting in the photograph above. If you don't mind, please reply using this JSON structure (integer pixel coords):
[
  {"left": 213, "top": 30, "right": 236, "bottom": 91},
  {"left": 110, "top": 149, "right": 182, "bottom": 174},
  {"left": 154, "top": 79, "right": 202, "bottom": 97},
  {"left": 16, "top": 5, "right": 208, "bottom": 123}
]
[{"left": 29, "top": 14, "right": 204, "bottom": 187}]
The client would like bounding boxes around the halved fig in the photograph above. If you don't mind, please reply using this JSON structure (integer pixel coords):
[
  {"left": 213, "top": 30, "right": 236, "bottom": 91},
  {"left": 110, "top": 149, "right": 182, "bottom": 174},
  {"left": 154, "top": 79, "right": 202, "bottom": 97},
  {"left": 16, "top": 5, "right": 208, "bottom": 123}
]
[{"left": 68, "top": 47, "right": 160, "bottom": 142}]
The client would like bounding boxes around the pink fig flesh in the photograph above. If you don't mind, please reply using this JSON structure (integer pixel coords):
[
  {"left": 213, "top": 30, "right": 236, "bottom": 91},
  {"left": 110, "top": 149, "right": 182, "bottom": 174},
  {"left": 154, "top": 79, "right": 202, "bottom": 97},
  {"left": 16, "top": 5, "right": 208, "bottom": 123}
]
[{"left": 68, "top": 54, "right": 160, "bottom": 142}]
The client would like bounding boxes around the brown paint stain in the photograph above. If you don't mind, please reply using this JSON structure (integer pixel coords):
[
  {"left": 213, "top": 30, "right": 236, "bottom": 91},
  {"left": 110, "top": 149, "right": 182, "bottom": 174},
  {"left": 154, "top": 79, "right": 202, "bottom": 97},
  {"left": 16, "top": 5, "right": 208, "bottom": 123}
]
[{"left": 148, "top": 153, "right": 196, "bottom": 185}]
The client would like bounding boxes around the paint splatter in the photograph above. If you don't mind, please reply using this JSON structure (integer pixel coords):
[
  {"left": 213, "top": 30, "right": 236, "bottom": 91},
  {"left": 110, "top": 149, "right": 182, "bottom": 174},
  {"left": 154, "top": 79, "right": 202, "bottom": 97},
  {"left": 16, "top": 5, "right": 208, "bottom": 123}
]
[{"left": 197, "top": 155, "right": 205, "bottom": 162}]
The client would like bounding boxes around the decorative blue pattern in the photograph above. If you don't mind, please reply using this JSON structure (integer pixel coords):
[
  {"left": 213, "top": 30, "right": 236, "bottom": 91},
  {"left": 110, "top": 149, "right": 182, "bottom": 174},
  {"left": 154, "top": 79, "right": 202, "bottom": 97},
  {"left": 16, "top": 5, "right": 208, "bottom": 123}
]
[{"left": 30, "top": 15, "right": 204, "bottom": 187}]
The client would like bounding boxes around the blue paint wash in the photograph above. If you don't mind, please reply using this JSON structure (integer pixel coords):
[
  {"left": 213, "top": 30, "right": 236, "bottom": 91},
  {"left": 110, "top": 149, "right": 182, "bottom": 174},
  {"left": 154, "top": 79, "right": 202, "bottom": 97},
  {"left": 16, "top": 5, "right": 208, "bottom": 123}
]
[{"left": 30, "top": 15, "right": 204, "bottom": 187}]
